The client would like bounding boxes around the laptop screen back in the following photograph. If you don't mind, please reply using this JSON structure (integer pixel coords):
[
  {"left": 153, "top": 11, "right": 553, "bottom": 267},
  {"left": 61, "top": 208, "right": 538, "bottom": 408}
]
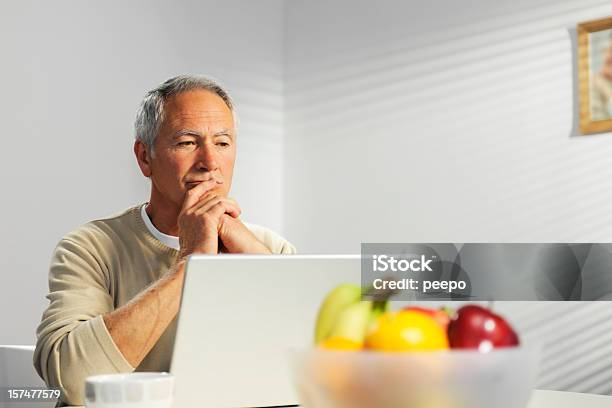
[{"left": 171, "top": 255, "right": 361, "bottom": 407}]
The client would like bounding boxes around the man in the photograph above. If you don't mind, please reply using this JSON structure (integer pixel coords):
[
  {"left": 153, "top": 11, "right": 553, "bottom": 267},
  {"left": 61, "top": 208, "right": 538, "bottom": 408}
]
[{"left": 34, "top": 75, "right": 295, "bottom": 406}]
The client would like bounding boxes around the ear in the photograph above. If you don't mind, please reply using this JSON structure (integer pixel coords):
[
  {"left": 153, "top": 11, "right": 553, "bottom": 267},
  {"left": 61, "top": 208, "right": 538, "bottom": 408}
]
[{"left": 134, "top": 140, "right": 153, "bottom": 178}]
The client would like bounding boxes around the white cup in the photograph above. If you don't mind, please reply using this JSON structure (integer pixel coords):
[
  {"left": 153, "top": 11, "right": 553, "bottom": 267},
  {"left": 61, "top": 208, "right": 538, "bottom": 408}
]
[{"left": 84, "top": 372, "right": 174, "bottom": 408}]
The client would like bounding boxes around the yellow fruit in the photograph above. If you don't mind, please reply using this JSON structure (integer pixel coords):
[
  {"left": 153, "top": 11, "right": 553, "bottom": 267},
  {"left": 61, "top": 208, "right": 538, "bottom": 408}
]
[
  {"left": 319, "top": 336, "right": 363, "bottom": 351},
  {"left": 364, "top": 310, "right": 449, "bottom": 351}
]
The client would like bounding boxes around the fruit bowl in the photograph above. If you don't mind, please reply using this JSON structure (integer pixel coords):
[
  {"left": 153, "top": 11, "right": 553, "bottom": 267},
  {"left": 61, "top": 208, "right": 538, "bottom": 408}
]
[{"left": 292, "top": 346, "right": 539, "bottom": 408}]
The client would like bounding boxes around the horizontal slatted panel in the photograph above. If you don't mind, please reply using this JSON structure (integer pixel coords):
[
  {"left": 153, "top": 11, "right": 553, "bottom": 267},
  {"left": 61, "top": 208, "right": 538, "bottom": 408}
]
[{"left": 496, "top": 302, "right": 612, "bottom": 395}]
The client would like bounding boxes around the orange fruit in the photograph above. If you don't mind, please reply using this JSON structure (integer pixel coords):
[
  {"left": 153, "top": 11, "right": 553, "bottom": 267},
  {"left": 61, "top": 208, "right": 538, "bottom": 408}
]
[
  {"left": 364, "top": 310, "right": 449, "bottom": 351},
  {"left": 319, "top": 336, "right": 363, "bottom": 351}
]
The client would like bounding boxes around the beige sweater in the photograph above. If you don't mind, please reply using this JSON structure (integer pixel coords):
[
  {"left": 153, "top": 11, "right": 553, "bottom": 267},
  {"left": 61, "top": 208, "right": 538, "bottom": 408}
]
[{"left": 34, "top": 205, "right": 296, "bottom": 407}]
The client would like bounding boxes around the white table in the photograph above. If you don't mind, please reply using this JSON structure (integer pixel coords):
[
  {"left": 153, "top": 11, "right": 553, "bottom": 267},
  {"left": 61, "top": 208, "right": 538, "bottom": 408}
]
[
  {"left": 528, "top": 390, "right": 612, "bottom": 408},
  {"left": 68, "top": 389, "right": 612, "bottom": 407}
]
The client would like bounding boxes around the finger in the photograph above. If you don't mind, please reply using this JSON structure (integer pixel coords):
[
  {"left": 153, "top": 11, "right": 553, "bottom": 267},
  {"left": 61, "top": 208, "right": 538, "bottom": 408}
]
[
  {"left": 194, "top": 192, "right": 220, "bottom": 209},
  {"left": 193, "top": 194, "right": 240, "bottom": 218},
  {"left": 205, "top": 201, "right": 234, "bottom": 222},
  {"left": 223, "top": 201, "right": 241, "bottom": 218},
  {"left": 223, "top": 197, "right": 242, "bottom": 217},
  {"left": 181, "top": 179, "right": 218, "bottom": 211},
  {"left": 194, "top": 197, "right": 241, "bottom": 218},
  {"left": 192, "top": 193, "right": 224, "bottom": 215},
  {"left": 215, "top": 198, "right": 240, "bottom": 218}
]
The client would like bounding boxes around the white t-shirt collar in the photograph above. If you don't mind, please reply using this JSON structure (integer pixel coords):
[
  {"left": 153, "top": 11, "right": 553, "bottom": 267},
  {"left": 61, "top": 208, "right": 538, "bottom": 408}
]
[{"left": 140, "top": 204, "right": 180, "bottom": 250}]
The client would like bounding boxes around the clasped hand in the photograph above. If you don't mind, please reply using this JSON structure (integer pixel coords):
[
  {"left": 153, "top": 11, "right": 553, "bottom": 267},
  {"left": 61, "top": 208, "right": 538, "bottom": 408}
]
[{"left": 177, "top": 179, "right": 270, "bottom": 257}]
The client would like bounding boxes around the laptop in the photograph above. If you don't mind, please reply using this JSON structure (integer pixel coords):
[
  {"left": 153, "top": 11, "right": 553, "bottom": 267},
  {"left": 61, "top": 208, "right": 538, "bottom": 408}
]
[{"left": 170, "top": 255, "right": 361, "bottom": 408}]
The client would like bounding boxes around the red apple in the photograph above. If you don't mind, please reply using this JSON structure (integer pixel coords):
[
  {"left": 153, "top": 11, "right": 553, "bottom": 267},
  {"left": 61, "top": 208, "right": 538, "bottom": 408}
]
[
  {"left": 402, "top": 306, "right": 453, "bottom": 330},
  {"left": 447, "top": 305, "right": 519, "bottom": 351}
]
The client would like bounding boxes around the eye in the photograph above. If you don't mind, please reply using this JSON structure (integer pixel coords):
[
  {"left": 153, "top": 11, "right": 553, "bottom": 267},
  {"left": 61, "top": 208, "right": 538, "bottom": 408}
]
[
  {"left": 216, "top": 142, "right": 230, "bottom": 147},
  {"left": 177, "top": 141, "right": 196, "bottom": 146}
]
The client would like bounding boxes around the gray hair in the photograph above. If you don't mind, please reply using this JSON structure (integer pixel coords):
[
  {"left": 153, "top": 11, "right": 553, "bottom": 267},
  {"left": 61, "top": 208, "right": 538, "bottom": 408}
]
[{"left": 134, "top": 74, "right": 235, "bottom": 153}]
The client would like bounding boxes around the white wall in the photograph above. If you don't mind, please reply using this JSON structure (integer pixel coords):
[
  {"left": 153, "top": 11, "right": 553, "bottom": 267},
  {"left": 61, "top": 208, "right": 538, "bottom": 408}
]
[
  {"left": 0, "top": 0, "right": 284, "bottom": 344},
  {"left": 284, "top": 0, "right": 612, "bottom": 253},
  {"left": 283, "top": 0, "right": 612, "bottom": 395}
]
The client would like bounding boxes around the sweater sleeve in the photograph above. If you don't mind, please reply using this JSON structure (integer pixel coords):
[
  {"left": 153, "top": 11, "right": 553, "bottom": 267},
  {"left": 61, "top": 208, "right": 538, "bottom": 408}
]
[
  {"left": 279, "top": 238, "right": 297, "bottom": 255},
  {"left": 243, "top": 222, "right": 297, "bottom": 255},
  {"left": 34, "top": 237, "right": 134, "bottom": 406}
]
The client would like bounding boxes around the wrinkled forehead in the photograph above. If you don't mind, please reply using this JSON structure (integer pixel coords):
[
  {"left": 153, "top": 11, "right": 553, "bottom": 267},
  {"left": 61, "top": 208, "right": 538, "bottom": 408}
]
[{"left": 162, "top": 89, "right": 235, "bottom": 134}]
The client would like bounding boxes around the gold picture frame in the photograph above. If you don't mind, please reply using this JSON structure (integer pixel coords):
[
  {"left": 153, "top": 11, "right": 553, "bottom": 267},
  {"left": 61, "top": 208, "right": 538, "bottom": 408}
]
[{"left": 578, "top": 16, "right": 612, "bottom": 134}]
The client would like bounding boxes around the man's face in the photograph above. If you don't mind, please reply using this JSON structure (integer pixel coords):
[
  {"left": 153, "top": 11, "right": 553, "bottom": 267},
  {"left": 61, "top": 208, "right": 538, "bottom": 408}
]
[{"left": 144, "top": 89, "right": 237, "bottom": 208}]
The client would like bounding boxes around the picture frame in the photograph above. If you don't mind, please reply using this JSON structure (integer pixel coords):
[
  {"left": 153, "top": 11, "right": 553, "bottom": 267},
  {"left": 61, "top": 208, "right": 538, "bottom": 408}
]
[{"left": 578, "top": 16, "right": 612, "bottom": 134}]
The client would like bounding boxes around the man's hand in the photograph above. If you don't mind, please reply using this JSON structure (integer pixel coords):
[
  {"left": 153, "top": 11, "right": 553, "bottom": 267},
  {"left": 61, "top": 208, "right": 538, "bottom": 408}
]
[
  {"left": 218, "top": 214, "right": 271, "bottom": 254},
  {"left": 177, "top": 179, "right": 269, "bottom": 257},
  {"left": 177, "top": 179, "right": 240, "bottom": 258}
]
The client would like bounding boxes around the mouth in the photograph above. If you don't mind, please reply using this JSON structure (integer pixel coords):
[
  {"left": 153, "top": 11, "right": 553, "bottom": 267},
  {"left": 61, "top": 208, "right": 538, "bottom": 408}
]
[
  {"left": 185, "top": 181, "right": 206, "bottom": 189},
  {"left": 185, "top": 179, "right": 222, "bottom": 190}
]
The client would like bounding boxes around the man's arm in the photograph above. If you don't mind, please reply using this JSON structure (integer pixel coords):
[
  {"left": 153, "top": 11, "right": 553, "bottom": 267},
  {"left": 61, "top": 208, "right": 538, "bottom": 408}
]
[
  {"left": 34, "top": 236, "right": 135, "bottom": 406},
  {"left": 104, "top": 182, "right": 270, "bottom": 367},
  {"left": 102, "top": 260, "right": 186, "bottom": 367},
  {"left": 102, "top": 220, "right": 271, "bottom": 368}
]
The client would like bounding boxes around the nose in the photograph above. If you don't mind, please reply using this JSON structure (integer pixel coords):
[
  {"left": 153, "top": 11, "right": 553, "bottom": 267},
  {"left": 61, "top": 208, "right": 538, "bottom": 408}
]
[{"left": 195, "top": 142, "right": 219, "bottom": 172}]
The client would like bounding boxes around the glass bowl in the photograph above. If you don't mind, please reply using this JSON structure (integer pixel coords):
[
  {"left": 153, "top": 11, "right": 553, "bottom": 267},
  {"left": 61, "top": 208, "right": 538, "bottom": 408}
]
[{"left": 292, "top": 346, "right": 539, "bottom": 408}]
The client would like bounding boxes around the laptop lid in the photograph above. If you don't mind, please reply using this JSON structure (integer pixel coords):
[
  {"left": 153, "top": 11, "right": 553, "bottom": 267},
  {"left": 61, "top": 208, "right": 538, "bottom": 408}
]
[{"left": 170, "top": 255, "right": 361, "bottom": 407}]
